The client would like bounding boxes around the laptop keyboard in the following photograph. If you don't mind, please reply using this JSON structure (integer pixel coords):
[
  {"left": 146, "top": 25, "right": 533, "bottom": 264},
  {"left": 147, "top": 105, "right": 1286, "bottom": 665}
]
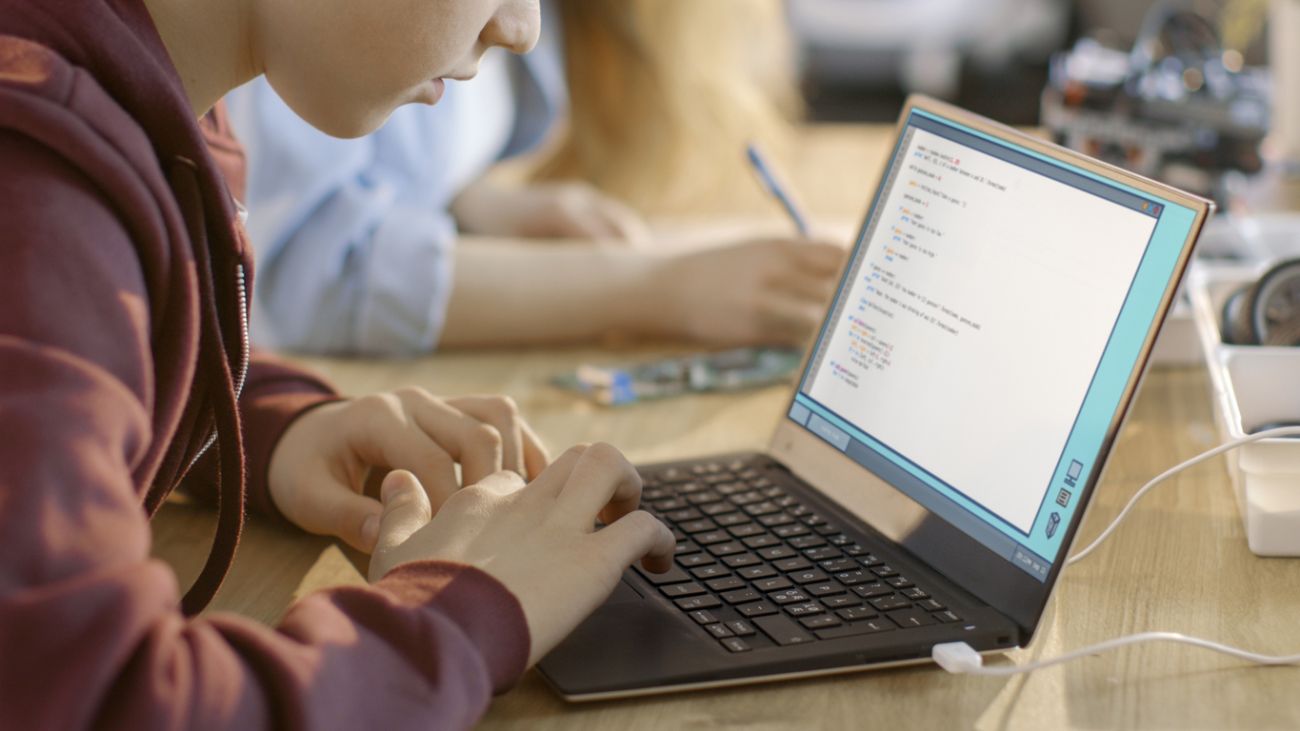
[{"left": 632, "top": 457, "right": 963, "bottom": 653}]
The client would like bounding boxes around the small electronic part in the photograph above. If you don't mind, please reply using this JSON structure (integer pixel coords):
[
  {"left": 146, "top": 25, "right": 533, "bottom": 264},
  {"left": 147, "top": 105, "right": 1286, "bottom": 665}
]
[{"left": 553, "top": 348, "right": 803, "bottom": 406}]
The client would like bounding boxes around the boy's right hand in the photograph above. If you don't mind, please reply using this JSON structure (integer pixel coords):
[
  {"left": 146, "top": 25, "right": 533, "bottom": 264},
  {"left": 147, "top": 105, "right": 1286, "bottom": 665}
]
[
  {"left": 652, "top": 238, "right": 846, "bottom": 347},
  {"left": 367, "top": 443, "right": 675, "bottom": 667}
]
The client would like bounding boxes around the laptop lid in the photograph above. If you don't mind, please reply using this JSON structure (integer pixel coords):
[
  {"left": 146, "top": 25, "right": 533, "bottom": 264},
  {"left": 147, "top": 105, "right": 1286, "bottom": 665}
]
[{"left": 768, "top": 95, "right": 1211, "bottom": 643}]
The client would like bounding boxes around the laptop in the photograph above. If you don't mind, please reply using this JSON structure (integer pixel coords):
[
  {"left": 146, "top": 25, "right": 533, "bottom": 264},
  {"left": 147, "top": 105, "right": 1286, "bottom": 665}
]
[{"left": 538, "top": 95, "right": 1212, "bottom": 700}]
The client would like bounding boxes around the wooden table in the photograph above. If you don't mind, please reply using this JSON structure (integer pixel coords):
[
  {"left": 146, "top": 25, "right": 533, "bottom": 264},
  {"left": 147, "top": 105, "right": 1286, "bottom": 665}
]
[{"left": 152, "top": 125, "right": 1300, "bottom": 730}]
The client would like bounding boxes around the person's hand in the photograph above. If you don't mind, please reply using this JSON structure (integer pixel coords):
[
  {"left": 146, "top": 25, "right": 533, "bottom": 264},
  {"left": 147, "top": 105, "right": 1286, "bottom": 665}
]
[
  {"left": 649, "top": 237, "right": 846, "bottom": 346},
  {"left": 368, "top": 443, "right": 675, "bottom": 666},
  {"left": 268, "top": 389, "right": 549, "bottom": 553},
  {"left": 452, "top": 177, "right": 652, "bottom": 244}
]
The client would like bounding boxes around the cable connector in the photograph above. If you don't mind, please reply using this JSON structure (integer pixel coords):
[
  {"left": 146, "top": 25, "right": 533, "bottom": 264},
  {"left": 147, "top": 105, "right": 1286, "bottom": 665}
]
[{"left": 932, "top": 642, "right": 985, "bottom": 674}]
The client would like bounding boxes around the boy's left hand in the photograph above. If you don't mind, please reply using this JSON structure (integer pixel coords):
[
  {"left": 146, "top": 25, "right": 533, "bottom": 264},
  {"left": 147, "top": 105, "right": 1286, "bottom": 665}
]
[{"left": 267, "top": 389, "right": 549, "bottom": 553}]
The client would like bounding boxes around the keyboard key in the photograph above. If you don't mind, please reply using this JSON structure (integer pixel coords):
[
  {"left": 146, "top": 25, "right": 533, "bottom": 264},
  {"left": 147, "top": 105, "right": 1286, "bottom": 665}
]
[
  {"left": 675, "top": 595, "right": 721, "bottom": 611},
  {"left": 690, "top": 565, "right": 731, "bottom": 580},
  {"left": 843, "top": 544, "right": 867, "bottom": 556},
  {"left": 814, "top": 618, "right": 895, "bottom": 640},
  {"left": 737, "top": 564, "right": 777, "bottom": 580},
  {"left": 887, "top": 608, "right": 935, "bottom": 628},
  {"left": 642, "top": 487, "right": 669, "bottom": 501},
  {"left": 668, "top": 508, "right": 703, "bottom": 523},
  {"left": 837, "top": 606, "right": 879, "bottom": 622},
  {"left": 869, "top": 596, "right": 912, "bottom": 612},
  {"left": 790, "top": 569, "right": 829, "bottom": 585},
  {"left": 681, "top": 519, "right": 718, "bottom": 534},
  {"left": 695, "top": 531, "right": 730, "bottom": 545},
  {"left": 721, "top": 588, "right": 762, "bottom": 604},
  {"left": 799, "top": 615, "right": 842, "bottom": 630},
  {"left": 827, "top": 534, "right": 852, "bottom": 546},
  {"left": 676, "top": 481, "right": 707, "bottom": 495},
  {"left": 853, "top": 582, "right": 893, "bottom": 598},
  {"left": 935, "top": 610, "right": 963, "bottom": 624},
  {"left": 707, "top": 541, "right": 745, "bottom": 557},
  {"left": 656, "top": 467, "right": 687, "bottom": 482},
  {"left": 822, "top": 594, "right": 863, "bottom": 608},
  {"left": 757, "top": 546, "right": 796, "bottom": 561},
  {"left": 704, "top": 623, "right": 734, "bottom": 639},
  {"left": 737, "top": 601, "right": 779, "bottom": 618},
  {"left": 806, "top": 581, "right": 845, "bottom": 597},
  {"left": 917, "top": 599, "right": 945, "bottom": 612},
  {"left": 753, "top": 576, "right": 793, "bottom": 592},
  {"left": 729, "top": 524, "right": 766, "bottom": 538},
  {"left": 701, "top": 502, "right": 734, "bottom": 516},
  {"left": 730, "top": 491, "right": 764, "bottom": 506},
  {"left": 886, "top": 576, "right": 914, "bottom": 589},
  {"left": 819, "top": 558, "right": 858, "bottom": 573},
  {"left": 715, "top": 513, "right": 751, "bottom": 527},
  {"left": 661, "top": 582, "right": 706, "bottom": 598},
  {"left": 789, "top": 505, "right": 810, "bottom": 517},
  {"left": 901, "top": 587, "right": 930, "bottom": 600},
  {"left": 753, "top": 614, "right": 815, "bottom": 645},
  {"left": 871, "top": 565, "right": 899, "bottom": 578},
  {"left": 686, "top": 491, "right": 723, "bottom": 506},
  {"left": 768, "top": 589, "right": 810, "bottom": 605},
  {"left": 758, "top": 513, "right": 796, "bottom": 528},
  {"left": 859, "top": 554, "right": 885, "bottom": 568},
  {"left": 678, "top": 553, "right": 715, "bottom": 568},
  {"left": 706, "top": 576, "right": 745, "bottom": 592},
  {"left": 720, "top": 637, "right": 752, "bottom": 653},
  {"left": 725, "top": 620, "right": 757, "bottom": 636},
  {"left": 688, "top": 609, "right": 719, "bottom": 625},
  {"left": 833, "top": 570, "right": 872, "bottom": 586},
  {"left": 675, "top": 541, "right": 700, "bottom": 556},
  {"left": 802, "top": 514, "right": 827, "bottom": 526},
  {"left": 742, "top": 501, "right": 780, "bottom": 517},
  {"left": 803, "top": 547, "right": 843, "bottom": 561},
  {"left": 633, "top": 563, "right": 691, "bottom": 585},
  {"left": 788, "top": 535, "right": 826, "bottom": 549},
  {"left": 671, "top": 528, "right": 687, "bottom": 542},
  {"left": 814, "top": 524, "right": 841, "bottom": 536},
  {"left": 773, "top": 557, "right": 812, "bottom": 572},
  {"left": 653, "top": 498, "right": 688, "bottom": 512},
  {"left": 773, "top": 524, "right": 811, "bottom": 539},
  {"left": 722, "top": 553, "right": 762, "bottom": 569},
  {"left": 742, "top": 534, "right": 780, "bottom": 549},
  {"left": 784, "top": 602, "right": 824, "bottom": 617},
  {"left": 716, "top": 482, "right": 748, "bottom": 496}
]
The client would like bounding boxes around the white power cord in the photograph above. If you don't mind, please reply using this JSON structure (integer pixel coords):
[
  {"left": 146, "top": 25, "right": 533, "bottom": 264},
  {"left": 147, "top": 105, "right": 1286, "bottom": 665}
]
[
  {"left": 933, "top": 634, "right": 1300, "bottom": 676},
  {"left": 1067, "top": 425, "right": 1300, "bottom": 565},
  {"left": 935, "top": 425, "right": 1300, "bottom": 676}
]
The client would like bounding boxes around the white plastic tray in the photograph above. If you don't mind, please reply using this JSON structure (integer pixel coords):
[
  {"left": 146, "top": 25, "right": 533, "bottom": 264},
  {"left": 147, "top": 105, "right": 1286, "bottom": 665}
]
[{"left": 1189, "top": 264, "right": 1300, "bottom": 556}]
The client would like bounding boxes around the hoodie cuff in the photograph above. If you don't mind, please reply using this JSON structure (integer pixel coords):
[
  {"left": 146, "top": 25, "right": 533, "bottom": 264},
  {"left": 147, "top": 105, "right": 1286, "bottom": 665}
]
[{"left": 377, "top": 561, "right": 531, "bottom": 693}]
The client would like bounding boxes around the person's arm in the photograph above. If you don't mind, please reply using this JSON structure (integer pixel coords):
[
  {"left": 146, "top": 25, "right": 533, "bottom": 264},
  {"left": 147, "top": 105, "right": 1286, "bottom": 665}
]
[
  {"left": 439, "top": 235, "right": 846, "bottom": 348},
  {"left": 226, "top": 81, "right": 458, "bottom": 356},
  {"left": 0, "top": 132, "right": 528, "bottom": 730}
]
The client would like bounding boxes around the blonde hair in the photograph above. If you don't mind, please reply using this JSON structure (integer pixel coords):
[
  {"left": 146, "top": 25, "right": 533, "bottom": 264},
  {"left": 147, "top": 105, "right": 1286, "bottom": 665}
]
[{"left": 533, "top": 0, "right": 800, "bottom": 215}]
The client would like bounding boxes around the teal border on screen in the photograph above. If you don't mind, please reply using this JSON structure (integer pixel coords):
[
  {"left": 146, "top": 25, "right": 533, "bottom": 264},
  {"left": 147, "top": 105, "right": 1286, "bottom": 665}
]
[{"left": 794, "top": 107, "right": 1198, "bottom": 566}]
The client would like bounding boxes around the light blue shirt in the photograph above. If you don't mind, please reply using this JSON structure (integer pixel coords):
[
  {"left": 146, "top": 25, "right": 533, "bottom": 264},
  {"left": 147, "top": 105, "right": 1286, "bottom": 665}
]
[{"left": 227, "top": 27, "right": 564, "bottom": 356}]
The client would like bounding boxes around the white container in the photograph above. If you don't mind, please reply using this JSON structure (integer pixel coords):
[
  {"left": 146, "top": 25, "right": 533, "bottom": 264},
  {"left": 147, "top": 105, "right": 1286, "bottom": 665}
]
[{"left": 1189, "top": 264, "right": 1300, "bottom": 556}]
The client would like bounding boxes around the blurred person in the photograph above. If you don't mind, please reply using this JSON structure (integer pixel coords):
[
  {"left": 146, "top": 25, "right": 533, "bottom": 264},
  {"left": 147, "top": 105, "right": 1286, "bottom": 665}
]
[{"left": 229, "top": 0, "right": 842, "bottom": 356}]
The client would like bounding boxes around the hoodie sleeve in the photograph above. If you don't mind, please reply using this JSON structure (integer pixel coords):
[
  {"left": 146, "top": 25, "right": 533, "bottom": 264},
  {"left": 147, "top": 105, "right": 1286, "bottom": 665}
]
[{"left": 0, "top": 127, "right": 529, "bottom": 731}]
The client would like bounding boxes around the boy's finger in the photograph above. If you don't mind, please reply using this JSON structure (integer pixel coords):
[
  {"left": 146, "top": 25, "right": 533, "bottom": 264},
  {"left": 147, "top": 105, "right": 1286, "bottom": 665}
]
[{"left": 373, "top": 470, "right": 433, "bottom": 556}]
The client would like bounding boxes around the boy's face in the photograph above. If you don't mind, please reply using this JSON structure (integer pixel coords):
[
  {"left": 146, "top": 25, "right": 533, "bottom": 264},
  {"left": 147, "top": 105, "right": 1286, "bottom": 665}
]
[{"left": 258, "top": 0, "right": 540, "bottom": 137}]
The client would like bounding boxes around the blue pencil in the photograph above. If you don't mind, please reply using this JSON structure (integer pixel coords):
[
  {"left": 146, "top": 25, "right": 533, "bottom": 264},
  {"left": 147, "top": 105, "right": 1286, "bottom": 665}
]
[{"left": 746, "top": 142, "right": 811, "bottom": 238}]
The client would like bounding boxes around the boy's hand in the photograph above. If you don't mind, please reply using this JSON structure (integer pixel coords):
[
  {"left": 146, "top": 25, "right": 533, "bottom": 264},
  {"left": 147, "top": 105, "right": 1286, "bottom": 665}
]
[
  {"left": 268, "top": 389, "right": 549, "bottom": 552},
  {"left": 368, "top": 443, "right": 675, "bottom": 667}
]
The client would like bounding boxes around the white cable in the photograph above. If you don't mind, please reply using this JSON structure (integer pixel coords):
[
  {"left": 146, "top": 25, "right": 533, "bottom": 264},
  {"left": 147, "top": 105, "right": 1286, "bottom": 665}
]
[
  {"left": 932, "top": 425, "right": 1300, "bottom": 678},
  {"left": 1066, "top": 425, "right": 1300, "bottom": 565},
  {"left": 933, "top": 634, "right": 1300, "bottom": 676}
]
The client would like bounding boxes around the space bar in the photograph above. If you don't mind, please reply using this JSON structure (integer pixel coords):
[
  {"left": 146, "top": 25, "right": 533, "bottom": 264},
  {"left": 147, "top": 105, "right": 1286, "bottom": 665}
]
[{"left": 753, "top": 614, "right": 815, "bottom": 646}]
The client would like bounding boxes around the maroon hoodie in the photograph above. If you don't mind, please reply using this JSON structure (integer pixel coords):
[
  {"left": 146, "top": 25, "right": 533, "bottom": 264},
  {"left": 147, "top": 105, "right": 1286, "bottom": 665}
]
[{"left": 0, "top": 1, "right": 529, "bottom": 728}]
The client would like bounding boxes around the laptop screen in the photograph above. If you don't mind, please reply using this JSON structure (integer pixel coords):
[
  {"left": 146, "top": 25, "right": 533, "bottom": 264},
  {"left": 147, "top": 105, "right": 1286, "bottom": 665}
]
[{"left": 791, "top": 108, "right": 1200, "bottom": 582}]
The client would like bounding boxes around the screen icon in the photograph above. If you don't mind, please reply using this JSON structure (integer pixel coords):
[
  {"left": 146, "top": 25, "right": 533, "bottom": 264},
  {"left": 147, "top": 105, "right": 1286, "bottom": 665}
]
[
  {"left": 1046, "top": 511, "right": 1062, "bottom": 539},
  {"left": 1064, "top": 459, "right": 1084, "bottom": 487},
  {"left": 1056, "top": 488, "right": 1071, "bottom": 507}
]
